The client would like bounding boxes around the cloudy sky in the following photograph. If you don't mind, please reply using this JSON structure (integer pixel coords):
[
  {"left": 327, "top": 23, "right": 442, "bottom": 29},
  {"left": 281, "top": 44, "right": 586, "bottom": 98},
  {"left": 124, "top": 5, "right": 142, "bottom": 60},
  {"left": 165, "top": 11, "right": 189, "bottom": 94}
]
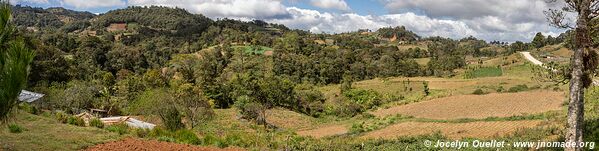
[{"left": 11, "top": 0, "right": 568, "bottom": 42}]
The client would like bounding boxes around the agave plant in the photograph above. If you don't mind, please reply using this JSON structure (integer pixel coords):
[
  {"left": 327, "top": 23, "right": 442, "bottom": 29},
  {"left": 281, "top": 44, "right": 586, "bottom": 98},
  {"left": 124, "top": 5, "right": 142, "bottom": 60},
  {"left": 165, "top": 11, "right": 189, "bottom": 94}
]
[{"left": 0, "top": 1, "right": 34, "bottom": 120}]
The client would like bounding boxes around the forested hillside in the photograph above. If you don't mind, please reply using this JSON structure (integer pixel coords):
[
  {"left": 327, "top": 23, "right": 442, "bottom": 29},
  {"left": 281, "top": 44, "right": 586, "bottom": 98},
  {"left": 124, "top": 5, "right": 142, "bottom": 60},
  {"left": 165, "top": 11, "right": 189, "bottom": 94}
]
[{"left": 12, "top": 5, "right": 95, "bottom": 29}]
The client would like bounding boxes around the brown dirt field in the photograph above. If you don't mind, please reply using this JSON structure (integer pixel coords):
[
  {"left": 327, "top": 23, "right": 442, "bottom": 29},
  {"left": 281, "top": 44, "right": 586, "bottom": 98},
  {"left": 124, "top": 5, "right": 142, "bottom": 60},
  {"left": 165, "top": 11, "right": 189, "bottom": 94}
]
[
  {"left": 371, "top": 91, "right": 564, "bottom": 119},
  {"left": 296, "top": 125, "right": 348, "bottom": 138},
  {"left": 266, "top": 108, "right": 315, "bottom": 130},
  {"left": 85, "top": 138, "right": 243, "bottom": 151},
  {"left": 361, "top": 120, "right": 543, "bottom": 139}
]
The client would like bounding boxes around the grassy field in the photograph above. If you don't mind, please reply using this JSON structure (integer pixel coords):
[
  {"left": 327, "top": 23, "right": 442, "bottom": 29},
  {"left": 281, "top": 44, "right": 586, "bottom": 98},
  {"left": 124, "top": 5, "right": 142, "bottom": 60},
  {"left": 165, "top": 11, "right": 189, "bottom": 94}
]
[
  {"left": 0, "top": 112, "right": 122, "bottom": 151},
  {"left": 463, "top": 66, "right": 503, "bottom": 79}
]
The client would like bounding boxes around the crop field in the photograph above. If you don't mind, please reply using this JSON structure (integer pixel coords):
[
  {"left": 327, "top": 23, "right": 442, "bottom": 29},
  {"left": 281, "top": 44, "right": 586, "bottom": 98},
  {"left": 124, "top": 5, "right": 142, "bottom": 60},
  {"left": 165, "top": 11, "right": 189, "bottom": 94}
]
[
  {"left": 361, "top": 120, "right": 544, "bottom": 139},
  {"left": 370, "top": 91, "right": 565, "bottom": 119},
  {"left": 297, "top": 125, "right": 349, "bottom": 138}
]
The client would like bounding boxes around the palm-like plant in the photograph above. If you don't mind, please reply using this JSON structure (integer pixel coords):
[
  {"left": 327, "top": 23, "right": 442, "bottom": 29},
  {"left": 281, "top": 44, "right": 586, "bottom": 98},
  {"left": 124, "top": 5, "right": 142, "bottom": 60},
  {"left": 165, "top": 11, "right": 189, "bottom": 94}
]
[{"left": 0, "top": 1, "right": 34, "bottom": 120}]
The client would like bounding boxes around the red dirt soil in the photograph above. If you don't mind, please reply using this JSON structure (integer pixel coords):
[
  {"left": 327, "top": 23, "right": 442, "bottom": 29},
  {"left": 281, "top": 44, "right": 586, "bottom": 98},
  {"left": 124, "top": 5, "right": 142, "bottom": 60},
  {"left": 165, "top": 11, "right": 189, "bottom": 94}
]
[{"left": 85, "top": 138, "right": 243, "bottom": 151}]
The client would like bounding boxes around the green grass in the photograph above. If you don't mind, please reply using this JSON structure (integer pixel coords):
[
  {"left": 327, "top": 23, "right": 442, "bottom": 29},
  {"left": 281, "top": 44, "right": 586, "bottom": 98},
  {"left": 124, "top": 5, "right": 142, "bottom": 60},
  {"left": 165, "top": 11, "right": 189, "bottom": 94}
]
[
  {"left": 7, "top": 124, "right": 25, "bottom": 133},
  {"left": 0, "top": 111, "right": 122, "bottom": 150},
  {"left": 463, "top": 66, "right": 503, "bottom": 79}
]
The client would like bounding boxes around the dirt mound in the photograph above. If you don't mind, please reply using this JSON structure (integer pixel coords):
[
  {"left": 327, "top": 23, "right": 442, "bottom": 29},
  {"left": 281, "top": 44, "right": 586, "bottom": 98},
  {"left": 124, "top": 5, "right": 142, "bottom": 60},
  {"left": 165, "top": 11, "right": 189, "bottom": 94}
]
[
  {"left": 85, "top": 138, "right": 243, "bottom": 151},
  {"left": 296, "top": 125, "right": 348, "bottom": 138},
  {"left": 371, "top": 91, "right": 564, "bottom": 119},
  {"left": 362, "top": 120, "right": 543, "bottom": 139}
]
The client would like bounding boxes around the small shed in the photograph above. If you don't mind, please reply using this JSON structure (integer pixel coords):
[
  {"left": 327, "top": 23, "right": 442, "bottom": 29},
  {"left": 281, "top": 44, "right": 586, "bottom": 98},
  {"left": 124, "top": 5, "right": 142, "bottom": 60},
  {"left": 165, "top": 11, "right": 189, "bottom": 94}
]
[{"left": 18, "top": 90, "right": 44, "bottom": 103}]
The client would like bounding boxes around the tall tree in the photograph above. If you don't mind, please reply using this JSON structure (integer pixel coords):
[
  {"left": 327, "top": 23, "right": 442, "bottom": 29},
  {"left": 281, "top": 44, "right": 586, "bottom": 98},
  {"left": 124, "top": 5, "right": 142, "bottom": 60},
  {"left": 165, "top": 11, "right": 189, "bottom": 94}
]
[
  {"left": 532, "top": 32, "right": 546, "bottom": 48},
  {"left": 546, "top": 0, "right": 599, "bottom": 150},
  {"left": 0, "top": 1, "right": 35, "bottom": 120}
]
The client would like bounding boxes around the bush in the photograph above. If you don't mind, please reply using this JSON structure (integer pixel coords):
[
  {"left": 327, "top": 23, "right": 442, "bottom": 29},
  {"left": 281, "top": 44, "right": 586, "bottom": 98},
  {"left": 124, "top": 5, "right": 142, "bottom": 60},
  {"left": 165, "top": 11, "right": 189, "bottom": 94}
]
[
  {"left": 508, "top": 84, "right": 529, "bottom": 93},
  {"left": 161, "top": 106, "right": 185, "bottom": 131},
  {"left": 90, "top": 118, "right": 104, "bottom": 128},
  {"left": 55, "top": 112, "right": 69, "bottom": 123},
  {"left": 174, "top": 129, "right": 201, "bottom": 145},
  {"left": 472, "top": 89, "right": 486, "bottom": 95},
  {"left": 202, "top": 133, "right": 221, "bottom": 147},
  {"left": 8, "top": 124, "right": 25, "bottom": 133},
  {"left": 134, "top": 128, "right": 151, "bottom": 138},
  {"left": 18, "top": 103, "right": 39, "bottom": 115},
  {"left": 343, "top": 89, "right": 381, "bottom": 109},
  {"left": 148, "top": 127, "right": 170, "bottom": 138},
  {"left": 106, "top": 123, "right": 129, "bottom": 135},
  {"left": 324, "top": 100, "right": 363, "bottom": 117},
  {"left": 67, "top": 116, "right": 85, "bottom": 126},
  {"left": 234, "top": 96, "right": 262, "bottom": 121},
  {"left": 496, "top": 86, "right": 504, "bottom": 92}
]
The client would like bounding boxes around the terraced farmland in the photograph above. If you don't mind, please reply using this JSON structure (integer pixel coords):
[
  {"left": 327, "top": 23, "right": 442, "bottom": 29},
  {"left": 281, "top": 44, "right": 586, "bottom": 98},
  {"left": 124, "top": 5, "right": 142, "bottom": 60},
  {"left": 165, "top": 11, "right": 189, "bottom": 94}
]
[{"left": 371, "top": 91, "right": 564, "bottom": 119}]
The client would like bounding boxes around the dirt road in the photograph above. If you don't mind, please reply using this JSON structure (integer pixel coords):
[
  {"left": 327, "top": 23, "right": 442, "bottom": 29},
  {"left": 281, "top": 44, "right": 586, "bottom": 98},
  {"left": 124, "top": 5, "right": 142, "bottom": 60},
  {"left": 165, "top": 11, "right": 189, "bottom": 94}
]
[{"left": 520, "top": 52, "right": 543, "bottom": 65}]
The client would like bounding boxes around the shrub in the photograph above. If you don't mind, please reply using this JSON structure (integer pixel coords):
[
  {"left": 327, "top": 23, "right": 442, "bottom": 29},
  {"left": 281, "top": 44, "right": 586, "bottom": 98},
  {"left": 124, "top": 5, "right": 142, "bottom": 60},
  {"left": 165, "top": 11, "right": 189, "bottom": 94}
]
[
  {"left": 174, "top": 129, "right": 201, "bottom": 145},
  {"left": 106, "top": 123, "right": 129, "bottom": 135},
  {"left": 90, "top": 118, "right": 104, "bottom": 128},
  {"left": 202, "top": 133, "right": 220, "bottom": 146},
  {"left": 349, "top": 122, "right": 365, "bottom": 134},
  {"left": 343, "top": 89, "right": 381, "bottom": 109},
  {"left": 67, "top": 116, "right": 85, "bottom": 126},
  {"left": 234, "top": 96, "right": 262, "bottom": 121},
  {"left": 472, "top": 89, "right": 486, "bottom": 95},
  {"left": 508, "top": 84, "right": 529, "bottom": 93},
  {"left": 55, "top": 112, "right": 69, "bottom": 123},
  {"left": 18, "top": 103, "right": 39, "bottom": 115},
  {"left": 294, "top": 84, "right": 326, "bottom": 117},
  {"left": 496, "top": 86, "right": 504, "bottom": 92},
  {"left": 224, "top": 134, "right": 243, "bottom": 147},
  {"left": 324, "top": 101, "right": 363, "bottom": 117},
  {"left": 8, "top": 124, "right": 25, "bottom": 133},
  {"left": 149, "top": 127, "right": 170, "bottom": 138},
  {"left": 134, "top": 128, "right": 151, "bottom": 138},
  {"left": 160, "top": 106, "right": 185, "bottom": 131}
]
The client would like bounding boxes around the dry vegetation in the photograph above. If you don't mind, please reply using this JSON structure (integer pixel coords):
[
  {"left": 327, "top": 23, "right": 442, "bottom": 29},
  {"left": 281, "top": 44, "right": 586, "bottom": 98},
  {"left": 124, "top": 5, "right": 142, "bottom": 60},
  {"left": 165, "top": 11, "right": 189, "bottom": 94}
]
[
  {"left": 361, "top": 120, "right": 544, "bottom": 139},
  {"left": 85, "top": 138, "right": 243, "bottom": 151},
  {"left": 296, "top": 124, "right": 349, "bottom": 138},
  {"left": 371, "top": 91, "right": 565, "bottom": 119}
]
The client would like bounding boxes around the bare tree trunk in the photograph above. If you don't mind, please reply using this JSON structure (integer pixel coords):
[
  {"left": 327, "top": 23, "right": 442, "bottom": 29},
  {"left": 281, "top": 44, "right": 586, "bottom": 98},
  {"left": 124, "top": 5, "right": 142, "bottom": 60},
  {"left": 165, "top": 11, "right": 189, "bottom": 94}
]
[{"left": 566, "top": 1, "right": 591, "bottom": 150}]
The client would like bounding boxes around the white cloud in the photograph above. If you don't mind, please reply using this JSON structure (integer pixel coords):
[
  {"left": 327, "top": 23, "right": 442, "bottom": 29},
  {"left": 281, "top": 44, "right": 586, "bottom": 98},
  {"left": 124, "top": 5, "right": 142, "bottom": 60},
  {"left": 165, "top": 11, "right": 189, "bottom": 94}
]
[
  {"left": 62, "top": 0, "right": 125, "bottom": 8},
  {"left": 10, "top": 0, "right": 49, "bottom": 4},
  {"left": 127, "top": 0, "right": 290, "bottom": 19},
  {"left": 266, "top": 6, "right": 561, "bottom": 42},
  {"left": 380, "top": 0, "right": 566, "bottom": 42},
  {"left": 309, "top": 0, "right": 350, "bottom": 11}
]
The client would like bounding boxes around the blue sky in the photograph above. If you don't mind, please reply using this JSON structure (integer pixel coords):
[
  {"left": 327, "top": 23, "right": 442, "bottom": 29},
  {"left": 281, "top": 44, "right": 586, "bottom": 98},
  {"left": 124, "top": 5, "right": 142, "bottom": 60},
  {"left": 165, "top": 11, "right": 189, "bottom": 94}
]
[{"left": 10, "top": 0, "right": 566, "bottom": 42}]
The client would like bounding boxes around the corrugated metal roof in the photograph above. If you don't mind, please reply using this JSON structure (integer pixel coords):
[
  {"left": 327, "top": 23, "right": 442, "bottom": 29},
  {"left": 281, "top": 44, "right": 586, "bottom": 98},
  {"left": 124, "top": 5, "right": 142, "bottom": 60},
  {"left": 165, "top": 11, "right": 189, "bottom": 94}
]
[{"left": 18, "top": 90, "right": 45, "bottom": 103}]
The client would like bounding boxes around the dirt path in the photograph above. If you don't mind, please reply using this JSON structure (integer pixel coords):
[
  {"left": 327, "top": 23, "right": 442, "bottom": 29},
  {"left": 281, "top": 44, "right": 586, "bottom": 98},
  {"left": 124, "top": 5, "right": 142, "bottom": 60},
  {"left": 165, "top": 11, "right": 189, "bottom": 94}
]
[
  {"left": 362, "top": 120, "right": 543, "bottom": 140},
  {"left": 85, "top": 138, "right": 243, "bottom": 151},
  {"left": 370, "top": 91, "right": 564, "bottom": 119},
  {"left": 296, "top": 125, "right": 349, "bottom": 138},
  {"left": 520, "top": 52, "right": 543, "bottom": 65}
]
